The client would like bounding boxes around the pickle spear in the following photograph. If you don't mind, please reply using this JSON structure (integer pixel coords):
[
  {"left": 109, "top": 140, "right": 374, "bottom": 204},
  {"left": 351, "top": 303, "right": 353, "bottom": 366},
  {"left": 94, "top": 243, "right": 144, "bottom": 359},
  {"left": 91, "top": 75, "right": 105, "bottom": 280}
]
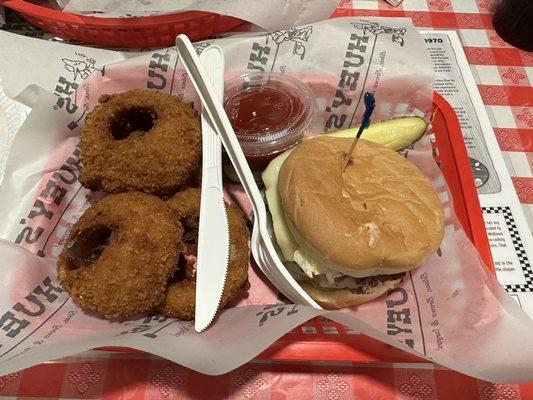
[{"left": 326, "top": 116, "right": 429, "bottom": 151}]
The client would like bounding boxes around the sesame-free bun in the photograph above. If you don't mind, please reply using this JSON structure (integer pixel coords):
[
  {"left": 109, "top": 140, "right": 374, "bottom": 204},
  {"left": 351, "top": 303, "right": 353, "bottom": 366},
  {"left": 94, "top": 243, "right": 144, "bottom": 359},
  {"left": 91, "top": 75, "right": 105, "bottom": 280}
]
[{"left": 278, "top": 136, "right": 444, "bottom": 278}]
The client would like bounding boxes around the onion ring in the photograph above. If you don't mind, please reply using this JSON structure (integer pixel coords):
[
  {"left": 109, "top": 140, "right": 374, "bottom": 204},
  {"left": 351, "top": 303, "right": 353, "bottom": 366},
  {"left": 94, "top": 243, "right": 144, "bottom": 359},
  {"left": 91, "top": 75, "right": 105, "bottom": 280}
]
[
  {"left": 156, "top": 188, "right": 250, "bottom": 320},
  {"left": 79, "top": 89, "right": 201, "bottom": 195},
  {"left": 57, "top": 192, "right": 183, "bottom": 319}
]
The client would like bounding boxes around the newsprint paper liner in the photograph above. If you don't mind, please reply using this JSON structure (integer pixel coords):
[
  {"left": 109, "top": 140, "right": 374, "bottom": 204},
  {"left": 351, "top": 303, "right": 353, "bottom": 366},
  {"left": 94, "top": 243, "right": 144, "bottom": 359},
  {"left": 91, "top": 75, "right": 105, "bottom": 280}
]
[
  {"left": 0, "top": 18, "right": 532, "bottom": 383},
  {"left": 61, "top": 0, "right": 339, "bottom": 31}
]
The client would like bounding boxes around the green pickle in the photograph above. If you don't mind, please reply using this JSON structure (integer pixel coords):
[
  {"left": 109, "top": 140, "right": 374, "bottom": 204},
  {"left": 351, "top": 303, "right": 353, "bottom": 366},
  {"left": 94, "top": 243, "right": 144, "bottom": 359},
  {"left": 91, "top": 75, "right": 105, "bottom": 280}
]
[
  {"left": 326, "top": 116, "right": 429, "bottom": 151},
  {"left": 225, "top": 116, "right": 429, "bottom": 182}
]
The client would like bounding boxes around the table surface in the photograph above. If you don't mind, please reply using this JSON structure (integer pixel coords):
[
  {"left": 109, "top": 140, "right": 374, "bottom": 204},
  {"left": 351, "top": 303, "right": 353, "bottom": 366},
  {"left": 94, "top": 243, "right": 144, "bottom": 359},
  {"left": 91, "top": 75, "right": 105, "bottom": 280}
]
[{"left": 0, "top": 0, "right": 532, "bottom": 398}]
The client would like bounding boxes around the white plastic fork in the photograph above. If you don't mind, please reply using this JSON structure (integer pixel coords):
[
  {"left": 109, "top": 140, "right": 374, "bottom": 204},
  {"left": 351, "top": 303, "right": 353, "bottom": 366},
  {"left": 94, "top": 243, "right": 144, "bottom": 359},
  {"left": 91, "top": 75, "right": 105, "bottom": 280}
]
[
  {"left": 251, "top": 223, "right": 304, "bottom": 304},
  {"left": 175, "top": 35, "right": 320, "bottom": 308}
]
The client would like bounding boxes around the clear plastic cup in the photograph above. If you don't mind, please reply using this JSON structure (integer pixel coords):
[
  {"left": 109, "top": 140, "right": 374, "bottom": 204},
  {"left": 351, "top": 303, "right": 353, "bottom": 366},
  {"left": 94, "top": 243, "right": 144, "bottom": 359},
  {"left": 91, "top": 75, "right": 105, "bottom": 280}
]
[{"left": 224, "top": 72, "right": 316, "bottom": 171}]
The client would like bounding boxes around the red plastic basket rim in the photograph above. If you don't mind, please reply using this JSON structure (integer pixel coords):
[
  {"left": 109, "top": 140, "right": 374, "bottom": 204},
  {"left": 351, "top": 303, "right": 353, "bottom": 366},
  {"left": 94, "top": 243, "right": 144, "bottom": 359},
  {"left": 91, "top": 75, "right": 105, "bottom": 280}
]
[
  {"left": 431, "top": 92, "right": 493, "bottom": 271},
  {"left": 1, "top": 0, "right": 241, "bottom": 28}
]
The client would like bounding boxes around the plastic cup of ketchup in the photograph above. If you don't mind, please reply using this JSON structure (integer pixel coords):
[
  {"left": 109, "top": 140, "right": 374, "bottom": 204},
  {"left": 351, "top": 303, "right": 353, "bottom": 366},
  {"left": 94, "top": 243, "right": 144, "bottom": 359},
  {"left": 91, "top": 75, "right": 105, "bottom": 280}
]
[{"left": 224, "top": 72, "right": 316, "bottom": 172}]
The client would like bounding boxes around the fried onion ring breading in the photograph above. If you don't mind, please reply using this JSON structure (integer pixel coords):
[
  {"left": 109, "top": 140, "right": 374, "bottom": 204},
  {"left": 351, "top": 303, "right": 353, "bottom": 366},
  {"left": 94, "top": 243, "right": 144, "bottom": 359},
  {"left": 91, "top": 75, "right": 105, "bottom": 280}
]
[
  {"left": 79, "top": 89, "right": 201, "bottom": 195},
  {"left": 156, "top": 188, "right": 250, "bottom": 320},
  {"left": 57, "top": 192, "right": 183, "bottom": 319}
]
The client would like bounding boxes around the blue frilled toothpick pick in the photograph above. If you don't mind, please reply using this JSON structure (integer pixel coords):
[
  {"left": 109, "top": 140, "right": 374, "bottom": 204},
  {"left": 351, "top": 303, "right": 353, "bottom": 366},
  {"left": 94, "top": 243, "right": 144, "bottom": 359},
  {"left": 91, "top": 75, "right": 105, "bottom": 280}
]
[{"left": 341, "top": 92, "right": 376, "bottom": 172}]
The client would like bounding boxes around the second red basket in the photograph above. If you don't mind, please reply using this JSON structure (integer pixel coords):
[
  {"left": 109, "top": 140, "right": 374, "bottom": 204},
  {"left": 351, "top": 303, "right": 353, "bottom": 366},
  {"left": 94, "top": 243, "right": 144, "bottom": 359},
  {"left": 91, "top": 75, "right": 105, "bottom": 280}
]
[{"left": 1, "top": 0, "right": 244, "bottom": 48}]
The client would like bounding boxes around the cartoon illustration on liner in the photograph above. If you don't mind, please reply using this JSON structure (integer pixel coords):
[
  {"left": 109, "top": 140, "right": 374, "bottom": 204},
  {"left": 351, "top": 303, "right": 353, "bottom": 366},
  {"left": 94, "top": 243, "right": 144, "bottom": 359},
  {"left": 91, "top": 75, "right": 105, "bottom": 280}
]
[
  {"left": 352, "top": 21, "right": 406, "bottom": 47},
  {"left": 267, "top": 26, "right": 313, "bottom": 60},
  {"left": 62, "top": 56, "right": 104, "bottom": 81}
]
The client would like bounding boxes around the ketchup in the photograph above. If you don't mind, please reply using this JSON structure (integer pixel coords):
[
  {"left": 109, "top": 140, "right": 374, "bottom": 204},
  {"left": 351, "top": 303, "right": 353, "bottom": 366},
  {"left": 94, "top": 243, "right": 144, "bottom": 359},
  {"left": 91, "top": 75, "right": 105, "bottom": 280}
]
[
  {"left": 224, "top": 73, "right": 316, "bottom": 171},
  {"left": 226, "top": 86, "right": 304, "bottom": 136}
]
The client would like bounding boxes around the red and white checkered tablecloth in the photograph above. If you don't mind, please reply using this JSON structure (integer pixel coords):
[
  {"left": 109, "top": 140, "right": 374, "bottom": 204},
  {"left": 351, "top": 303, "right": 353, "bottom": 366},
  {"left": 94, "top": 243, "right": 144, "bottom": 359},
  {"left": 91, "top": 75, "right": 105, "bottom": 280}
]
[
  {"left": 1, "top": 1, "right": 532, "bottom": 398},
  {"left": 1, "top": 352, "right": 532, "bottom": 399}
]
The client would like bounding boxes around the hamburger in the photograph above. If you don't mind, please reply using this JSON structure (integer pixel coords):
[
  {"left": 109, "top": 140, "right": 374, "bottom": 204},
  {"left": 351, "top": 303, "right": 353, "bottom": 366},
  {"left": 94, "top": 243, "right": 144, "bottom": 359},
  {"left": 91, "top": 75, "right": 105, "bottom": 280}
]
[{"left": 262, "top": 136, "right": 445, "bottom": 308}]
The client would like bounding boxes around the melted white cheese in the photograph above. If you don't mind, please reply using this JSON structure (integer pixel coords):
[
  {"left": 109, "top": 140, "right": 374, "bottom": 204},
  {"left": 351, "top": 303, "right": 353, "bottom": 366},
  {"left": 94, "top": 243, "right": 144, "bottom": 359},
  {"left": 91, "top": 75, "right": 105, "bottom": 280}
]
[{"left": 262, "top": 151, "right": 350, "bottom": 286}]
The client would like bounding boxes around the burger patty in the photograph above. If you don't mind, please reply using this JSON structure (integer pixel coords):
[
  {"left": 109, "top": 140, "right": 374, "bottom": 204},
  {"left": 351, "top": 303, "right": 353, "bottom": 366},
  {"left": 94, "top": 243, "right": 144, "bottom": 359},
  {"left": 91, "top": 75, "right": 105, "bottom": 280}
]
[{"left": 287, "top": 263, "right": 405, "bottom": 294}]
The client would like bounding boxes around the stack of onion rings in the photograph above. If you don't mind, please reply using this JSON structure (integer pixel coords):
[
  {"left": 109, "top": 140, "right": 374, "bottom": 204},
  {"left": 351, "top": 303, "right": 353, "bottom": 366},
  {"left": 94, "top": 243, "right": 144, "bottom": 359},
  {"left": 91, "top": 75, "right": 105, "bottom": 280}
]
[{"left": 58, "top": 89, "right": 250, "bottom": 321}]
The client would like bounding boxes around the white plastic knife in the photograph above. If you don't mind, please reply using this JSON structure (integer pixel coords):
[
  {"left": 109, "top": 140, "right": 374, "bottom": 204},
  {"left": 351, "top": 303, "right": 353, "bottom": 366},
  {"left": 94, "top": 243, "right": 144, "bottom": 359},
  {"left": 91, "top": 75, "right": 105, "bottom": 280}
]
[{"left": 194, "top": 45, "right": 230, "bottom": 332}]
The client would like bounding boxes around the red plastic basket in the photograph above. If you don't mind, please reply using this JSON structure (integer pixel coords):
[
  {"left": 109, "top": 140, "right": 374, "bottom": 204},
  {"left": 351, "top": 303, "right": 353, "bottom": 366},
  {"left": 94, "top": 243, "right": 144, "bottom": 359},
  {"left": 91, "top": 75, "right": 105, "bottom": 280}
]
[
  {"left": 102, "top": 93, "right": 494, "bottom": 365},
  {"left": 0, "top": 0, "right": 244, "bottom": 47}
]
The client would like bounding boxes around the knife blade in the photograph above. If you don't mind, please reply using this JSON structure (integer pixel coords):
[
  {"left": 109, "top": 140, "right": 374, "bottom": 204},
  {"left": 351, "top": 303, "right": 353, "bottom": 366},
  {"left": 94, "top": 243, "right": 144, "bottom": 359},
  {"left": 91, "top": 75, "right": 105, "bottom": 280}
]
[{"left": 194, "top": 45, "right": 229, "bottom": 332}]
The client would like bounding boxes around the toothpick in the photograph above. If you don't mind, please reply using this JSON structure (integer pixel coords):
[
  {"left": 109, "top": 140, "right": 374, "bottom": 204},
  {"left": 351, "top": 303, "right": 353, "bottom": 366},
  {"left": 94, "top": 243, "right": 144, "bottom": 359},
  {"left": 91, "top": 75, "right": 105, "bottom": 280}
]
[
  {"left": 341, "top": 126, "right": 365, "bottom": 172},
  {"left": 429, "top": 105, "right": 440, "bottom": 126},
  {"left": 342, "top": 92, "right": 376, "bottom": 171},
  {"left": 342, "top": 92, "right": 376, "bottom": 172}
]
